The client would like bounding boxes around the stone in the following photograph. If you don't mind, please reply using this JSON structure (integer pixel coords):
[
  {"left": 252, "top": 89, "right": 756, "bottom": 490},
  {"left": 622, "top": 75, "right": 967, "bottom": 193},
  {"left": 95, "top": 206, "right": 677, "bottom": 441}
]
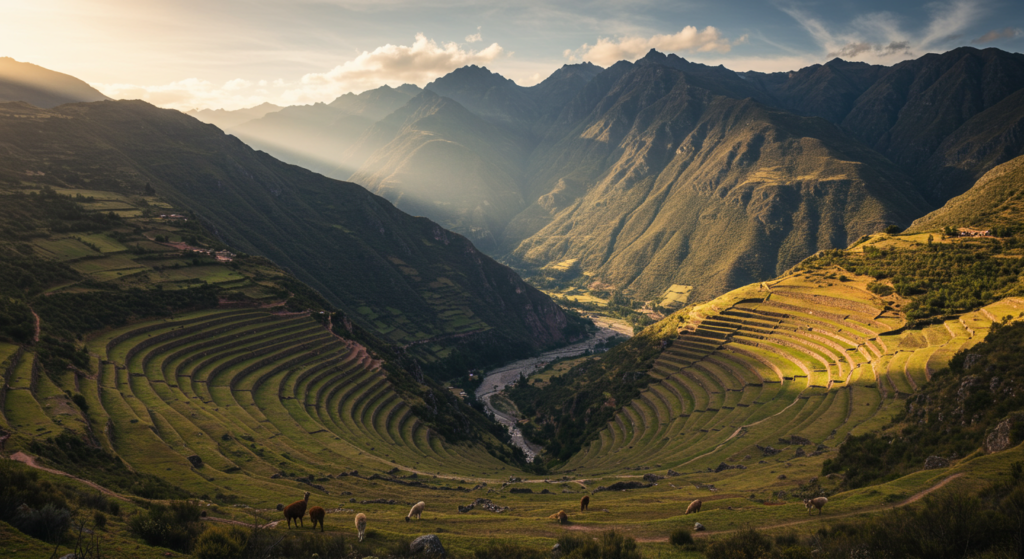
[
  {"left": 789, "top": 435, "right": 812, "bottom": 446},
  {"left": 509, "top": 488, "right": 533, "bottom": 494},
  {"left": 275, "top": 504, "right": 284, "bottom": 511},
  {"left": 777, "top": 474, "right": 787, "bottom": 480},
  {"left": 714, "top": 462, "right": 732, "bottom": 473},
  {"left": 552, "top": 543, "right": 562, "bottom": 558},
  {"left": 985, "top": 413, "right": 1023, "bottom": 454},
  {"left": 924, "top": 456, "right": 950, "bottom": 469},
  {"left": 642, "top": 473, "right": 663, "bottom": 482},
  {"left": 186, "top": 455, "right": 203, "bottom": 468},
  {"left": 410, "top": 534, "right": 446, "bottom": 556},
  {"left": 794, "top": 448, "right": 806, "bottom": 458},
  {"left": 694, "top": 522, "right": 705, "bottom": 532},
  {"left": 666, "top": 469, "right": 680, "bottom": 477}
]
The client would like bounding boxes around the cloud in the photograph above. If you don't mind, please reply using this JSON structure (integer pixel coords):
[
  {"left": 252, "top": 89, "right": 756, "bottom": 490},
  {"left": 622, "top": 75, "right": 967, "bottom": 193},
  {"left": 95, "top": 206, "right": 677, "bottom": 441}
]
[
  {"left": 288, "top": 32, "right": 502, "bottom": 103},
  {"left": 784, "top": 0, "right": 981, "bottom": 64},
  {"left": 466, "top": 26, "right": 482, "bottom": 43},
  {"left": 565, "top": 26, "right": 736, "bottom": 66},
  {"left": 94, "top": 33, "right": 505, "bottom": 110},
  {"left": 973, "top": 28, "right": 1023, "bottom": 43}
]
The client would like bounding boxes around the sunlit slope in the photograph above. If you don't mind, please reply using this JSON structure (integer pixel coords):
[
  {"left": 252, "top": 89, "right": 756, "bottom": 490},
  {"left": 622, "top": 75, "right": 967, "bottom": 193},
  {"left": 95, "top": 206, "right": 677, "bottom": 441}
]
[
  {"left": 2, "top": 309, "right": 512, "bottom": 491},
  {"left": 564, "top": 268, "right": 1018, "bottom": 475}
]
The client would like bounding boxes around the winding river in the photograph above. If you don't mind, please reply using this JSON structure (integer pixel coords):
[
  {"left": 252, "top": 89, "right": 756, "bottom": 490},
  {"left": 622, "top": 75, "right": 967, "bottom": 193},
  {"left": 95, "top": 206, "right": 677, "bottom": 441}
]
[{"left": 475, "top": 317, "right": 633, "bottom": 461}]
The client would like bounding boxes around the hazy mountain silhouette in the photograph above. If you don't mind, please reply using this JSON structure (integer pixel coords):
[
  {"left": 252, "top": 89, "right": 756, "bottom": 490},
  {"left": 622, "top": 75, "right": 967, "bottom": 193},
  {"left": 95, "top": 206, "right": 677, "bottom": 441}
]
[{"left": 0, "top": 57, "right": 109, "bottom": 108}]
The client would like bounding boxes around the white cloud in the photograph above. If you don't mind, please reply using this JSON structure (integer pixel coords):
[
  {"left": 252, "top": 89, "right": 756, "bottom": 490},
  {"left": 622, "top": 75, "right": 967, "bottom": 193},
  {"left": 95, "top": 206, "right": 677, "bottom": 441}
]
[
  {"left": 285, "top": 32, "right": 503, "bottom": 104},
  {"left": 93, "top": 33, "right": 506, "bottom": 110},
  {"left": 466, "top": 26, "right": 482, "bottom": 43},
  {"left": 565, "top": 26, "right": 737, "bottom": 66},
  {"left": 782, "top": 0, "right": 983, "bottom": 64}
]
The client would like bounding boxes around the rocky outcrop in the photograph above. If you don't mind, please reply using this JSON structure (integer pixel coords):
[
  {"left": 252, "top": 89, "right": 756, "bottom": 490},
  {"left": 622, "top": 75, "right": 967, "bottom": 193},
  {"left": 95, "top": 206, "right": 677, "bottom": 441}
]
[
  {"left": 410, "top": 534, "right": 446, "bottom": 556},
  {"left": 985, "top": 412, "right": 1023, "bottom": 454}
]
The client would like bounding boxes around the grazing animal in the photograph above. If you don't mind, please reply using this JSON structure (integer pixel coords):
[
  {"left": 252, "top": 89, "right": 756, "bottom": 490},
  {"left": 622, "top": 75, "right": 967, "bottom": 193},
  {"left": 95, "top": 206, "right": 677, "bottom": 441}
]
[
  {"left": 355, "top": 513, "right": 367, "bottom": 542},
  {"left": 548, "top": 510, "right": 569, "bottom": 524},
  {"left": 580, "top": 495, "right": 590, "bottom": 511},
  {"left": 685, "top": 499, "right": 702, "bottom": 515},
  {"left": 283, "top": 491, "right": 311, "bottom": 528},
  {"left": 406, "top": 501, "right": 425, "bottom": 522},
  {"left": 804, "top": 497, "right": 828, "bottom": 515},
  {"left": 309, "top": 506, "right": 325, "bottom": 532}
]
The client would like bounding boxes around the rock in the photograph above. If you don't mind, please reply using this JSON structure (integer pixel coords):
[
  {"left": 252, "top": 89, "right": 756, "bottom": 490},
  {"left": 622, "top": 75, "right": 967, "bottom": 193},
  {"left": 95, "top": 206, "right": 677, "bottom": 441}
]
[
  {"left": 594, "top": 481, "right": 653, "bottom": 493},
  {"left": 794, "top": 448, "right": 806, "bottom": 458},
  {"left": 924, "top": 456, "right": 950, "bottom": 469},
  {"left": 642, "top": 473, "right": 663, "bottom": 482},
  {"left": 270, "top": 473, "right": 281, "bottom": 479},
  {"left": 666, "top": 469, "right": 680, "bottom": 477},
  {"left": 714, "top": 462, "right": 733, "bottom": 473},
  {"left": 275, "top": 504, "right": 284, "bottom": 511},
  {"left": 985, "top": 413, "right": 1022, "bottom": 454},
  {"left": 410, "top": 534, "right": 446, "bottom": 556},
  {"left": 59, "top": 554, "right": 78, "bottom": 559},
  {"left": 186, "top": 455, "right": 203, "bottom": 468},
  {"left": 756, "top": 444, "right": 781, "bottom": 457},
  {"left": 552, "top": 543, "right": 562, "bottom": 558},
  {"left": 790, "top": 435, "right": 812, "bottom": 446},
  {"left": 694, "top": 522, "right": 705, "bottom": 532},
  {"left": 777, "top": 474, "right": 787, "bottom": 480},
  {"left": 509, "top": 488, "right": 533, "bottom": 494}
]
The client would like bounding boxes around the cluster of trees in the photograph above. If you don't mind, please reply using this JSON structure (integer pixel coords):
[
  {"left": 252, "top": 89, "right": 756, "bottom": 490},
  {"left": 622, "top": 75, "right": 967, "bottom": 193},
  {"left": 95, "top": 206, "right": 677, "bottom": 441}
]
[{"left": 805, "top": 236, "right": 1024, "bottom": 322}]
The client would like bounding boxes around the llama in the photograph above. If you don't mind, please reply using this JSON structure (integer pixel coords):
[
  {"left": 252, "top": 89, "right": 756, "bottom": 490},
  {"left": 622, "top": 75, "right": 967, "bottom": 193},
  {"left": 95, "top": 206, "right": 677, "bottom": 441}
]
[
  {"left": 309, "top": 506, "right": 325, "bottom": 532},
  {"left": 804, "top": 497, "right": 828, "bottom": 515},
  {"left": 685, "top": 499, "right": 702, "bottom": 515},
  {"left": 548, "top": 510, "right": 568, "bottom": 524},
  {"left": 355, "top": 513, "right": 367, "bottom": 542},
  {"left": 283, "top": 491, "right": 310, "bottom": 528},
  {"left": 580, "top": 496, "right": 590, "bottom": 511},
  {"left": 406, "top": 501, "right": 425, "bottom": 522}
]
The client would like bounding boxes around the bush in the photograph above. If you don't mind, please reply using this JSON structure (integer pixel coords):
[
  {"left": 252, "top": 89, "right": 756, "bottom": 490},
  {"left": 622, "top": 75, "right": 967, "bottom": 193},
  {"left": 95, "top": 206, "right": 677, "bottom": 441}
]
[
  {"left": 193, "top": 524, "right": 247, "bottom": 559},
  {"left": 12, "top": 503, "right": 72, "bottom": 543},
  {"left": 128, "top": 500, "right": 205, "bottom": 552},
  {"left": 704, "top": 528, "right": 774, "bottom": 559},
  {"left": 474, "top": 539, "right": 545, "bottom": 559},
  {"left": 669, "top": 527, "right": 693, "bottom": 547},
  {"left": 93, "top": 511, "right": 107, "bottom": 530},
  {"left": 558, "top": 530, "right": 642, "bottom": 559}
]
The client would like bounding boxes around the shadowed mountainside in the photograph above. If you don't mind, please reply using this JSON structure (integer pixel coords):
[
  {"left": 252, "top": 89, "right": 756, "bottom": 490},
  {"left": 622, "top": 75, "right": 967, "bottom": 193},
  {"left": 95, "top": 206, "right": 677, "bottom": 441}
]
[
  {"left": 908, "top": 154, "right": 1024, "bottom": 232},
  {"left": 0, "top": 100, "right": 580, "bottom": 377}
]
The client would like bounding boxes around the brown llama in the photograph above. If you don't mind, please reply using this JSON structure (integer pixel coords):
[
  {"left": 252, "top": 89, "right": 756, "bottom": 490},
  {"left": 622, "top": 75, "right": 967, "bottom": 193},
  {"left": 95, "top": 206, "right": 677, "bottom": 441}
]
[
  {"left": 548, "top": 510, "right": 568, "bottom": 524},
  {"left": 685, "top": 499, "right": 702, "bottom": 515},
  {"left": 580, "top": 495, "right": 590, "bottom": 511},
  {"left": 309, "top": 506, "right": 325, "bottom": 532},
  {"left": 283, "top": 491, "right": 310, "bottom": 528}
]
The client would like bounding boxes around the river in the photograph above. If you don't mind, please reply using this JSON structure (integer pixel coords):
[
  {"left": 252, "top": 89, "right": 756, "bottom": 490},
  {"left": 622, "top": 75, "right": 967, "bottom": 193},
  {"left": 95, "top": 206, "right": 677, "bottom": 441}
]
[{"left": 474, "top": 317, "right": 632, "bottom": 462}]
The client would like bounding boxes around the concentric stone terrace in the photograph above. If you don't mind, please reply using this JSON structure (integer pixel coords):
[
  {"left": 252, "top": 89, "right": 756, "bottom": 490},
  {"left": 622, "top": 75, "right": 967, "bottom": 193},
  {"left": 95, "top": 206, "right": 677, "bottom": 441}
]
[{"left": 564, "top": 272, "right": 1022, "bottom": 475}]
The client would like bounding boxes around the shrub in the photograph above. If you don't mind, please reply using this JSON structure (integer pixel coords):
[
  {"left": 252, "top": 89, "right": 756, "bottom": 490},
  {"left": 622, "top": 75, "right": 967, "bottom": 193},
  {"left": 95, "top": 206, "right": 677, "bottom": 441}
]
[
  {"left": 12, "top": 503, "right": 72, "bottom": 543},
  {"left": 704, "top": 528, "right": 773, "bottom": 559},
  {"left": 93, "top": 511, "right": 107, "bottom": 530},
  {"left": 558, "top": 530, "right": 641, "bottom": 559},
  {"left": 669, "top": 527, "right": 693, "bottom": 547},
  {"left": 128, "top": 500, "right": 205, "bottom": 552},
  {"left": 474, "top": 539, "right": 545, "bottom": 559},
  {"left": 193, "top": 525, "right": 247, "bottom": 559}
]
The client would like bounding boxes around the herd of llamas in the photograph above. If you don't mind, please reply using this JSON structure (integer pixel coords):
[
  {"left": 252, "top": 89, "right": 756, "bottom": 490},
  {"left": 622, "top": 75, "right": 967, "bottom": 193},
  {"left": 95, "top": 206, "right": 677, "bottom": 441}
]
[{"left": 274, "top": 490, "right": 812, "bottom": 537}]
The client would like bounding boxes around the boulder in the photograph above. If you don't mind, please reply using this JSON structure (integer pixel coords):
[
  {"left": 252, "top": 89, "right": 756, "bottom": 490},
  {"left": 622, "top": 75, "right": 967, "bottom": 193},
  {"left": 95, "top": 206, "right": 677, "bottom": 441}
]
[
  {"left": 777, "top": 474, "right": 787, "bottom": 480},
  {"left": 410, "top": 534, "right": 446, "bottom": 556},
  {"left": 794, "top": 448, "right": 806, "bottom": 458},
  {"left": 552, "top": 543, "right": 562, "bottom": 558},
  {"left": 186, "top": 455, "right": 203, "bottom": 468},
  {"left": 985, "top": 413, "right": 1022, "bottom": 454},
  {"left": 924, "top": 456, "right": 950, "bottom": 469},
  {"left": 694, "top": 522, "right": 705, "bottom": 532},
  {"left": 666, "top": 469, "right": 680, "bottom": 477},
  {"left": 714, "top": 462, "right": 733, "bottom": 473},
  {"left": 642, "top": 473, "right": 663, "bottom": 482}
]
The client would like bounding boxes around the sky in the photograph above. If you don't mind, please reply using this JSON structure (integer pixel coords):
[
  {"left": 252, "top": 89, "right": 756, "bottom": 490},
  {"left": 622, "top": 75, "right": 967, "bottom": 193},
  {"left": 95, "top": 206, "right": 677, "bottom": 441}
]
[{"left": 1, "top": 0, "right": 1022, "bottom": 111}]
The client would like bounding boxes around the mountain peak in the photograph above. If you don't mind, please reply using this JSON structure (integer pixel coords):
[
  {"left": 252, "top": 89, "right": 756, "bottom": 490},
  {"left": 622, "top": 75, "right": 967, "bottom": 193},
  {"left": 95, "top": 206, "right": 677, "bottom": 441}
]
[{"left": 0, "top": 57, "right": 110, "bottom": 108}]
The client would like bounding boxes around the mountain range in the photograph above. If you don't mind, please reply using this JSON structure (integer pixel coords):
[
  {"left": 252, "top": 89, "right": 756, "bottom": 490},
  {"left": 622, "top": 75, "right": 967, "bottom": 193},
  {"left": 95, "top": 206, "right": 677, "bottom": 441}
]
[
  {"left": 0, "top": 57, "right": 109, "bottom": 108},
  {"left": 194, "top": 47, "right": 1024, "bottom": 303}
]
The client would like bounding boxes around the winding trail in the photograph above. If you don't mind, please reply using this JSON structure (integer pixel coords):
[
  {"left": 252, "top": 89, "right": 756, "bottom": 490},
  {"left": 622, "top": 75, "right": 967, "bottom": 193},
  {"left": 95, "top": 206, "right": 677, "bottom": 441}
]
[{"left": 10, "top": 451, "right": 131, "bottom": 502}]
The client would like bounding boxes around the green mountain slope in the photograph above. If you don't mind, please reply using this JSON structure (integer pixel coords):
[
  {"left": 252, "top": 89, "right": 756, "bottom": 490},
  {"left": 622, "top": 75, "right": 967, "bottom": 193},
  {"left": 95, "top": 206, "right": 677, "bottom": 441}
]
[
  {"left": 0, "top": 57, "right": 109, "bottom": 108},
  {"left": 0, "top": 100, "right": 580, "bottom": 378},
  {"left": 908, "top": 154, "right": 1024, "bottom": 232},
  {"left": 507, "top": 61, "right": 929, "bottom": 302}
]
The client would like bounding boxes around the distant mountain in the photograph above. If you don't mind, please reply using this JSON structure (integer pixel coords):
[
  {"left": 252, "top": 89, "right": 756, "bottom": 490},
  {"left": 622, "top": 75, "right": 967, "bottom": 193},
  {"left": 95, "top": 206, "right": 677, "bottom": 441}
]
[
  {"left": 230, "top": 84, "right": 421, "bottom": 178},
  {"left": 745, "top": 47, "right": 1024, "bottom": 202},
  {"left": 0, "top": 100, "right": 579, "bottom": 378},
  {"left": 187, "top": 102, "right": 282, "bottom": 129},
  {"left": 0, "top": 57, "right": 109, "bottom": 108},
  {"left": 507, "top": 59, "right": 929, "bottom": 301},
  {"left": 908, "top": 154, "right": 1024, "bottom": 232},
  {"left": 348, "top": 90, "right": 528, "bottom": 251}
]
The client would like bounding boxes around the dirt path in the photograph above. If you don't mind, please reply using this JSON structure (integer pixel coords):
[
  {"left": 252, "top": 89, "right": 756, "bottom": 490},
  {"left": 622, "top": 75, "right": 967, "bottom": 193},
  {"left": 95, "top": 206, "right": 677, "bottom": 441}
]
[
  {"left": 629, "top": 473, "right": 965, "bottom": 542},
  {"left": 30, "top": 309, "right": 40, "bottom": 343},
  {"left": 9, "top": 451, "right": 131, "bottom": 502}
]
